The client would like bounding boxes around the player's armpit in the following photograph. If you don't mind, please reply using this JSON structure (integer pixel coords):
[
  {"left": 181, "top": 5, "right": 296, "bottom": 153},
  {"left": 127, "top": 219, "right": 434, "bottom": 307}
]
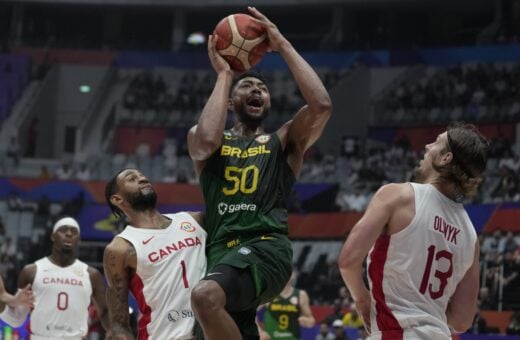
[
  {"left": 187, "top": 211, "right": 205, "bottom": 228},
  {"left": 103, "top": 238, "right": 134, "bottom": 339}
]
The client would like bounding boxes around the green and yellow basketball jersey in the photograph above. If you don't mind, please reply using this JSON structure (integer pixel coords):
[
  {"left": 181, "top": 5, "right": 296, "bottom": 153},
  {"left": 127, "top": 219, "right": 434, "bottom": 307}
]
[
  {"left": 200, "top": 131, "right": 295, "bottom": 247},
  {"left": 264, "top": 288, "right": 301, "bottom": 339}
]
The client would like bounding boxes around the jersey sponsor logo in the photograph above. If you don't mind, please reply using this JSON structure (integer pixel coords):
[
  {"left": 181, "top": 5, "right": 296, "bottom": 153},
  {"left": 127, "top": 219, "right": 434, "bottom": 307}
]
[
  {"left": 42, "top": 277, "right": 84, "bottom": 286},
  {"left": 260, "top": 235, "right": 275, "bottom": 240},
  {"left": 142, "top": 236, "right": 155, "bottom": 245},
  {"left": 223, "top": 135, "right": 238, "bottom": 140},
  {"left": 167, "top": 309, "right": 194, "bottom": 322},
  {"left": 148, "top": 237, "right": 203, "bottom": 263},
  {"left": 269, "top": 303, "right": 299, "bottom": 312},
  {"left": 218, "top": 203, "right": 228, "bottom": 215},
  {"left": 226, "top": 238, "right": 240, "bottom": 248},
  {"left": 45, "top": 322, "right": 74, "bottom": 332},
  {"left": 274, "top": 331, "right": 294, "bottom": 337},
  {"left": 73, "top": 268, "right": 85, "bottom": 277},
  {"left": 255, "top": 134, "right": 271, "bottom": 144},
  {"left": 239, "top": 247, "right": 251, "bottom": 255},
  {"left": 180, "top": 221, "right": 196, "bottom": 232},
  {"left": 217, "top": 202, "right": 257, "bottom": 215},
  {"left": 220, "top": 144, "right": 271, "bottom": 158},
  {"left": 432, "top": 216, "right": 460, "bottom": 245}
]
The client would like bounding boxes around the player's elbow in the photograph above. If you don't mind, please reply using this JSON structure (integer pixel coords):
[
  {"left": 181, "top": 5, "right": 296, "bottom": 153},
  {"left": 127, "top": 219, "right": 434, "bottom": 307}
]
[
  {"left": 447, "top": 308, "right": 474, "bottom": 333},
  {"left": 190, "top": 140, "right": 220, "bottom": 161},
  {"left": 300, "top": 316, "right": 315, "bottom": 328},
  {"left": 338, "top": 249, "right": 359, "bottom": 272},
  {"left": 312, "top": 98, "right": 332, "bottom": 119},
  {"left": 449, "top": 318, "right": 473, "bottom": 333}
]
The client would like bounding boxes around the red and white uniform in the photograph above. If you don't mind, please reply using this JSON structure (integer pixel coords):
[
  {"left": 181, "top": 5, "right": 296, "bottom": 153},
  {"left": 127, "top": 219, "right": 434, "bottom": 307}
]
[
  {"left": 117, "top": 212, "right": 207, "bottom": 340},
  {"left": 367, "top": 183, "right": 477, "bottom": 340},
  {"left": 31, "top": 257, "right": 92, "bottom": 340}
]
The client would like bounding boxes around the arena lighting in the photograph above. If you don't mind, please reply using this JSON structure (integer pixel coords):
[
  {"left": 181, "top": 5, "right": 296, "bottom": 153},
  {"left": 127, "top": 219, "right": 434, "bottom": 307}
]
[
  {"left": 187, "top": 32, "right": 205, "bottom": 45},
  {"left": 79, "top": 85, "right": 91, "bottom": 93}
]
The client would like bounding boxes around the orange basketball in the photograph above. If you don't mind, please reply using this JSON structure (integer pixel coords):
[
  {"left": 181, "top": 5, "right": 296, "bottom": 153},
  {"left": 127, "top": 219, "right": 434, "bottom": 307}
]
[{"left": 213, "top": 13, "right": 268, "bottom": 72}]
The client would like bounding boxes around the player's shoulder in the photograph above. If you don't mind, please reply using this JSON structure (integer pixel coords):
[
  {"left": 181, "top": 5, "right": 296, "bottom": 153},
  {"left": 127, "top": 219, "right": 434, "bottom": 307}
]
[
  {"left": 104, "top": 236, "right": 132, "bottom": 257},
  {"left": 298, "top": 288, "right": 310, "bottom": 299},
  {"left": 167, "top": 211, "right": 204, "bottom": 228},
  {"left": 372, "top": 183, "right": 414, "bottom": 209},
  {"left": 188, "top": 124, "right": 198, "bottom": 134},
  {"left": 86, "top": 264, "right": 103, "bottom": 280},
  {"left": 18, "top": 262, "right": 38, "bottom": 286},
  {"left": 21, "top": 262, "right": 37, "bottom": 275}
]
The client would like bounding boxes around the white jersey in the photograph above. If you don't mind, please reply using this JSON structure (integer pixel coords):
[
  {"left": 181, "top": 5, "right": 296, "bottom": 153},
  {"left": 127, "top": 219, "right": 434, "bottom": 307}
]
[
  {"left": 367, "top": 183, "right": 477, "bottom": 340},
  {"left": 117, "top": 212, "right": 207, "bottom": 340},
  {"left": 31, "top": 257, "right": 92, "bottom": 340}
]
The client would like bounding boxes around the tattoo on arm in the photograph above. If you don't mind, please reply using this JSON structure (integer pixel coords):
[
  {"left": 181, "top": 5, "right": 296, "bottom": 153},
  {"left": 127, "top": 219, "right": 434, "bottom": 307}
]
[{"left": 103, "top": 242, "right": 134, "bottom": 339}]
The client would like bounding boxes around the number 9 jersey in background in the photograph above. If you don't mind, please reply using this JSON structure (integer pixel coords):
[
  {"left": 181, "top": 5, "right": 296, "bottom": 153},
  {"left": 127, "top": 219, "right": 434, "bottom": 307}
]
[
  {"left": 200, "top": 131, "right": 296, "bottom": 248},
  {"left": 367, "top": 183, "right": 477, "bottom": 339},
  {"left": 31, "top": 257, "right": 92, "bottom": 339},
  {"left": 263, "top": 288, "right": 302, "bottom": 340}
]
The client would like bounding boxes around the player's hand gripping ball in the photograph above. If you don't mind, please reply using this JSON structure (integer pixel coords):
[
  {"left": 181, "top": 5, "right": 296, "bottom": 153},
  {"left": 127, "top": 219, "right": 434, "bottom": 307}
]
[{"left": 214, "top": 13, "right": 268, "bottom": 72}]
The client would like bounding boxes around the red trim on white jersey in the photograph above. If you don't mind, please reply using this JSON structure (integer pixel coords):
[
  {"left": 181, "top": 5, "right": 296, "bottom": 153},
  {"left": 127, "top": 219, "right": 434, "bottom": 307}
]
[
  {"left": 130, "top": 274, "right": 151, "bottom": 340},
  {"left": 369, "top": 235, "right": 403, "bottom": 340}
]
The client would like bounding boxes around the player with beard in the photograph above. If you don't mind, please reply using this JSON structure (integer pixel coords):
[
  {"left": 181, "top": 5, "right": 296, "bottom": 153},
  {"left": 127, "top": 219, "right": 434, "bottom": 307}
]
[
  {"left": 188, "top": 7, "right": 332, "bottom": 340},
  {"left": 103, "top": 169, "right": 207, "bottom": 339},
  {"left": 1, "top": 217, "right": 110, "bottom": 340},
  {"left": 338, "top": 123, "right": 489, "bottom": 339}
]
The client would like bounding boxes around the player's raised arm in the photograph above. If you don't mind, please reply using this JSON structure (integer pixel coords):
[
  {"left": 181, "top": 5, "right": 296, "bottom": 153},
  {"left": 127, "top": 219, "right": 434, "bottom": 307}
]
[
  {"left": 188, "top": 35, "right": 234, "bottom": 165},
  {"left": 297, "top": 290, "right": 315, "bottom": 328},
  {"left": 88, "top": 266, "right": 111, "bottom": 335},
  {"left": 338, "top": 183, "right": 410, "bottom": 332},
  {"left": 103, "top": 238, "right": 135, "bottom": 340},
  {"left": 248, "top": 7, "right": 332, "bottom": 161}
]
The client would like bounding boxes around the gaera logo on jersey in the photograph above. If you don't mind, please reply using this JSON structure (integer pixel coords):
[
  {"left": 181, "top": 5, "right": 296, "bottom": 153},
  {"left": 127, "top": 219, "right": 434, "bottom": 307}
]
[{"left": 217, "top": 202, "right": 257, "bottom": 215}]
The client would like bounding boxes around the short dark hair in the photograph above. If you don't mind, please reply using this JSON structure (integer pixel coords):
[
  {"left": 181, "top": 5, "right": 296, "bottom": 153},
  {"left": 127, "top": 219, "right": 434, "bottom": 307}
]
[
  {"left": 105, "top": 169, "right": 126, "bottom": 218},
  {"left": 230, "top": 70, "right": 269, "bottom": 94},
  {"left": 435, "top": 122, "right": 489, "bottom": 197}
]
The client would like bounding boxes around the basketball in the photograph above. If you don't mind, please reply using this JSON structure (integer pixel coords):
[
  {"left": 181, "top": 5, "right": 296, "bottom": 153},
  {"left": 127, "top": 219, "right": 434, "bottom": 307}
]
[{"left": 213, "top": 13, "right": 268, "bottom": 72}]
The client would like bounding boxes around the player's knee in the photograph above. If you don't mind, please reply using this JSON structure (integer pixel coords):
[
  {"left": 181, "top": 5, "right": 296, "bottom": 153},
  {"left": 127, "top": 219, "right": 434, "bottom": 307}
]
[{"left": 191, "top": 280, "right": 225, "bottom": 314}]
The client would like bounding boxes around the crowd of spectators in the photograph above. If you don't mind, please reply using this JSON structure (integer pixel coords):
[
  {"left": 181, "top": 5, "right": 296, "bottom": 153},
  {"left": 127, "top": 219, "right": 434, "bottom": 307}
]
[
  {"left": 381, "top": 63, "right": 520, "bottom": 126},
  {"left": 480, "top": 230, "right": 520, "bottom": 310},
  {"left": 116, "top": 67, "right": 347, "bottom": 130},
  {"left": 295, "top": 134, "right": 519, "bottom": 212}
]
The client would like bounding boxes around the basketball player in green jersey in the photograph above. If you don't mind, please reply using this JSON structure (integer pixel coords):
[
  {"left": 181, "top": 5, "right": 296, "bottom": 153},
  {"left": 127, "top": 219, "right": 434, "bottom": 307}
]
[
  {"left": 188, "top": 6, "right": 332, "bottom": 340},
  {"left": 258, "top": 272, "right": 315, "bottom": 340}
]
